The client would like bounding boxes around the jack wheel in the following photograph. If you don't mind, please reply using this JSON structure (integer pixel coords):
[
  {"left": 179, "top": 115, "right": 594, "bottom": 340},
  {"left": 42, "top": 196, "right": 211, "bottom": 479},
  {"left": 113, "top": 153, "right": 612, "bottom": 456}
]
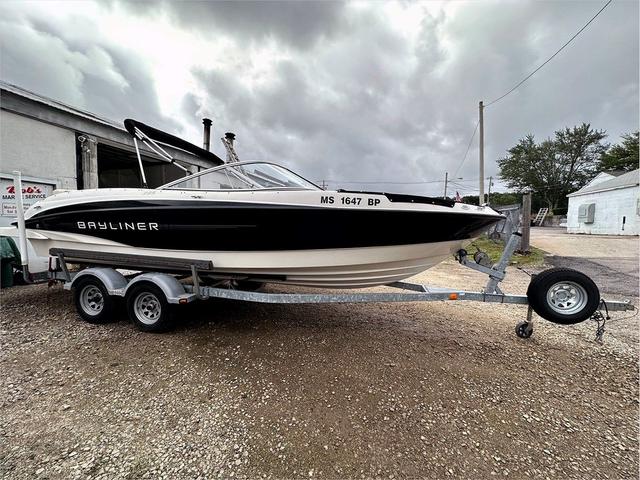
[{"left": 515, "top": 321, "right": 533, "bottom": 339}]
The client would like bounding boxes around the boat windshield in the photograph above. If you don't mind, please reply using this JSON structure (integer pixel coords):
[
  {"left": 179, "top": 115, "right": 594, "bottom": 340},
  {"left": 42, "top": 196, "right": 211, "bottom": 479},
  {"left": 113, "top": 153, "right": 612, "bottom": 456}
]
[{"left": 158, "top": 162, "right": 320, "bottom": 191}]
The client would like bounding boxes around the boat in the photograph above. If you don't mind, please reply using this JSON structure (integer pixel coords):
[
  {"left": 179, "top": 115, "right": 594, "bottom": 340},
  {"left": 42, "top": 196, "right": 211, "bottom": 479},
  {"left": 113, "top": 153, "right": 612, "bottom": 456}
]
[{"left": 16, "top": 119, "right": 504, "bottom": 288}]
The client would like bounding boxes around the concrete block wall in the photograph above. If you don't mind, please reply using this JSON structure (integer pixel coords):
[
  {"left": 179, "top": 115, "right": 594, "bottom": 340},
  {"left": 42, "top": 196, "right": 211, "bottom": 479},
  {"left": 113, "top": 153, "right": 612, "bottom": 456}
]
[{"left": 1, "top": 110, "right": 76, "bottom": 189}]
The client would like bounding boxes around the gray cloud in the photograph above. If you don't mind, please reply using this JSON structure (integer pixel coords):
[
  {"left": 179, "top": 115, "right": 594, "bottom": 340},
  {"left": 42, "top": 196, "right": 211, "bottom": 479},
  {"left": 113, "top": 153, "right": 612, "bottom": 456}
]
[
  {"left": 0, "top": 2, "right": 178, "bottom": 133},
  {"left": 115, "top": 0, "right": 348, "bottom": 50},
  {"left": 1, "top": 0, "right": 638, "bottom": 196}
]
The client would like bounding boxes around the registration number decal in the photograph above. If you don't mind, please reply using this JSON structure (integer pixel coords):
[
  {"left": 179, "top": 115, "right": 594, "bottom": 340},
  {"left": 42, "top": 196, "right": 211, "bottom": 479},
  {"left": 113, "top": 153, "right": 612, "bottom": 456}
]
[{"left": 320, "top": 195, "right": 381, "bottom": 207}]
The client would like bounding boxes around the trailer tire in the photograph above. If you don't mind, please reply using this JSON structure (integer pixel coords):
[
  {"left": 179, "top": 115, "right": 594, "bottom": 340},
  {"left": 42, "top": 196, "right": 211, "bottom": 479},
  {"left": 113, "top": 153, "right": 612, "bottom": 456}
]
[
  {"left": 126, "top": 283, "right": 174, "bottom": 332},
  {"left": 73, "top": 276, "right": 117, "bottom": 324},
  {"left": 526, "top": 268, "right": 599, "bottom": 325}
]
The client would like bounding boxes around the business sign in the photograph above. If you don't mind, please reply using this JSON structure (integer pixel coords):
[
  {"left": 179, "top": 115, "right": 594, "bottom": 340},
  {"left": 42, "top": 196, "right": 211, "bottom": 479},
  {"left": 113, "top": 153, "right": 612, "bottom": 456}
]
[{"left": 0, "top": 178, "right": 54, "bottom": 217}]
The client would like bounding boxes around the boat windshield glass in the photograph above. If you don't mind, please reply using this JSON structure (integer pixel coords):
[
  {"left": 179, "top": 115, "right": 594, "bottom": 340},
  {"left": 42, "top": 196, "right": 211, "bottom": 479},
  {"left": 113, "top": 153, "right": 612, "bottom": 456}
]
[{"left": 159, "top": 162, "right": 320, "bottom": 191}]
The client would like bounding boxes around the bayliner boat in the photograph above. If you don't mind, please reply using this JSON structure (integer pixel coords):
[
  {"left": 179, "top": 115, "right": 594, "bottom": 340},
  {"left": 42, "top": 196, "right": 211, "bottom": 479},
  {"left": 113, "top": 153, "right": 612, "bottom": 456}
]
[{"left": 18, "top": 120, "right": 503, "bottom": 288}]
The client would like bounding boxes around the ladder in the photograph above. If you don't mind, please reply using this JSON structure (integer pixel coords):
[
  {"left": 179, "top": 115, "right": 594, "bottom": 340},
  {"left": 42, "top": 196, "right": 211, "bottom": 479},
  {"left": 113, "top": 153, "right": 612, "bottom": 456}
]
[
  {"left": 221, "top": 137, "right": 240, "bottom": 163},
  {"left": 533, "top": 208, "right": 549, "bottom": 226}
]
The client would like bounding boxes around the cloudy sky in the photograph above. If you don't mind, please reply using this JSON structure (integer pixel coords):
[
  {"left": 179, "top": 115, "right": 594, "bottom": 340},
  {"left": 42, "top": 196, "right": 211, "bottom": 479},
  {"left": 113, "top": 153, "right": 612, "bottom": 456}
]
[{"left": 1, "top": 0, "right": 637, "bottom": 196}]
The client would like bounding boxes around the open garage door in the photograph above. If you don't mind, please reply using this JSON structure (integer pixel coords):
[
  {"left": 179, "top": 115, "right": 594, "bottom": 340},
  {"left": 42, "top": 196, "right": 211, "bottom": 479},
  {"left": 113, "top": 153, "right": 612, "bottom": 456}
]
[{"left": 97, "top": 143, "right": 185, "bottom": 188}]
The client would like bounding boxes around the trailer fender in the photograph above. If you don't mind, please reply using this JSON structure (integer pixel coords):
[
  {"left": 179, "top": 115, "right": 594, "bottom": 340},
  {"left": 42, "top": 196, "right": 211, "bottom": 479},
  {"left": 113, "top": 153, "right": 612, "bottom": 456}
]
[
  {"left": 124, "top": 273, "right": 196, "bottom": 304},
  {"left": 66, "top": 268, "right": 127, "bottom": 295}
]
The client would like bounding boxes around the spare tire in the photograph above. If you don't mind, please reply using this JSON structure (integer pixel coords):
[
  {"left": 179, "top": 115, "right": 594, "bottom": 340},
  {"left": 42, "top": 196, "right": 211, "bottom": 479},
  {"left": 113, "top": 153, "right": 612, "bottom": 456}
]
[{"left": 526, "top": 268, "right": 600, "bottom": 325}]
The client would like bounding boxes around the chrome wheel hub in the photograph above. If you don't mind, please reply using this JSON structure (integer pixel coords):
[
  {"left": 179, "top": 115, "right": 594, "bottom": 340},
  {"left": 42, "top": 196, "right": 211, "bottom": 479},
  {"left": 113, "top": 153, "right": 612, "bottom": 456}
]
[
  {"left": 80, "top": 285, "right": 104, "bottom": 315},
  {"left": 134, "top": 293, "right": 161, "bottom": 325},
  {"left": 546, "top": 281, "right": 588, "bottom": 315}
]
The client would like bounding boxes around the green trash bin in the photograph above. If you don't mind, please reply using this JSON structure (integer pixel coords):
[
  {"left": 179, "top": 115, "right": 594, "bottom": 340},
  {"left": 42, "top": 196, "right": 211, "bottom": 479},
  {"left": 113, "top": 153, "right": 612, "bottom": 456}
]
[{"left": 0, "top": 236, "right": 22, "bottom": 288}]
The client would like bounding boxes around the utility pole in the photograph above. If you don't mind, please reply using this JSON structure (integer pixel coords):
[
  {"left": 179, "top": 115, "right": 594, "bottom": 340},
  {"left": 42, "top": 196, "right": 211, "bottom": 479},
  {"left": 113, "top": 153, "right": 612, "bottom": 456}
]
[
  {"left": 443, "top": 172, "right": 448, "bottom": 198},
  {"left": 521, "top": 191, "right": 531, "bottom": 253},
  {"left": 487, "top": 176, "right": 493, "bottom": 206},
  {"left": 479, "top": 100, "right": 485, "bottom": 205},
  {"left": 320, "top": 180, "right": 328, "bottom": 190}
]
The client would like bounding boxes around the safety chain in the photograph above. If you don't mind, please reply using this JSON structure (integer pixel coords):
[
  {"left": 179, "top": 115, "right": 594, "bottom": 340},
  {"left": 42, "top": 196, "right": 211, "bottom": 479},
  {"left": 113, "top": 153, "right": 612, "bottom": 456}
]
[
  {"left": 591, "top": 300, "right": 610, "bottom": 343},
  {"left": 516, "top": 266, "right": 533, "bottom": 277}
]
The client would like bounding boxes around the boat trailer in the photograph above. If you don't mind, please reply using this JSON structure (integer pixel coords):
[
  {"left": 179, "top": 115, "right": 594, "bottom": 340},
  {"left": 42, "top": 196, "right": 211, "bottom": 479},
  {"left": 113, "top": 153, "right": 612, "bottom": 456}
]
[{"left": 46, "top": 232, "right": 634, "bottom": 338}]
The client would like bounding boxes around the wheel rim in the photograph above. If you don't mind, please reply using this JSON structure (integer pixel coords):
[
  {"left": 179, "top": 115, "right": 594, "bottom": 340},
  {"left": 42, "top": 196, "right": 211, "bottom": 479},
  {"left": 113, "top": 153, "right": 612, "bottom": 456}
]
[
  {"left": 80, "top": 285, "right": 104, "bottom": 316},
  {"left": 133, "top": 292, "right": 162, "bottom": 325},
  {"left": 546, "top": 281, "right": 588, "bottom": 315}
]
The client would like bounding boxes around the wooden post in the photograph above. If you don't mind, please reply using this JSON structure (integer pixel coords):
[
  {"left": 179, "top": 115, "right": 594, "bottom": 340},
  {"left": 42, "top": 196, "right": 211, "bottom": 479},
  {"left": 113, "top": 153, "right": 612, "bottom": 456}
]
[
  {"left": 521, "top": 192, "right": 531, "bottom": 252},
  {"left": 478, "top": 101, "right": 484, "bottom": 205}
]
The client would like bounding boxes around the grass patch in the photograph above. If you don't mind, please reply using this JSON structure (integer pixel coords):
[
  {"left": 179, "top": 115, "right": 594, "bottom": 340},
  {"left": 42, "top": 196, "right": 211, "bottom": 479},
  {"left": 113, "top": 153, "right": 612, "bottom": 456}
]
[{"left": 468, "top": 235, "right": 545, "bottom": 267}]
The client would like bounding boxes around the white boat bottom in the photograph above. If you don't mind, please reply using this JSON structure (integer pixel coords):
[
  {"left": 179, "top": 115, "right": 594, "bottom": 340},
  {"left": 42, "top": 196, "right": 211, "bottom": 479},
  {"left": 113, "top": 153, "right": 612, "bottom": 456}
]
[{"left": 26, "top": 230, "right": 471, "bottom": 288}]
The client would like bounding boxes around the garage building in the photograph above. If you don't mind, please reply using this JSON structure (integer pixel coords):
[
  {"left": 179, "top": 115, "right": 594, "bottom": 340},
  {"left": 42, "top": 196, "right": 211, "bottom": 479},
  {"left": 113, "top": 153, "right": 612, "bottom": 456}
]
[
  {"left": 566, "top": 169, "right": 640, "bottom": 235},
  {"left": 1, "top": 81, "right": 217, "bottom": 228}
]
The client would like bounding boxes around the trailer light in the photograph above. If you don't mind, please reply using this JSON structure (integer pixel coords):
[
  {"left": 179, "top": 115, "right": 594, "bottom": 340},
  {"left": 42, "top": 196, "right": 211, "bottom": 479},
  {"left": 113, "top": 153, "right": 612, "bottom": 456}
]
[
  {"left": 179, "top": 298, "right": 188, "bottom": 304},
  {"left": 449, "top": 293, "right": 458, "bottom": 300}
]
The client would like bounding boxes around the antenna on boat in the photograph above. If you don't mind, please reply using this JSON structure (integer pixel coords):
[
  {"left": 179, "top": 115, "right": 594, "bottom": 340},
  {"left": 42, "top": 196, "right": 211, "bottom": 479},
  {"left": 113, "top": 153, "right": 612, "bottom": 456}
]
[{"left": 221, "top": 132, "right": 240, "bottom": 163}]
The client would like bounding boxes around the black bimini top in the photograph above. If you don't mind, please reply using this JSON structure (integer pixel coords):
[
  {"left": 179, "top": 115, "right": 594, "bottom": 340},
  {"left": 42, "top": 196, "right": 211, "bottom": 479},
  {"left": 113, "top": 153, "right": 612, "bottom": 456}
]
[{"left": 124, "top": 119, "right": 225, "bottom": 166}]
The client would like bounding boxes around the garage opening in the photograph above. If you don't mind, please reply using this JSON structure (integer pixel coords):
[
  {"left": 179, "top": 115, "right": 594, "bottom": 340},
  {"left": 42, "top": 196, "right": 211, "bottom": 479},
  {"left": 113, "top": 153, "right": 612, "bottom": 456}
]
[{"left": 96, "top": 143, "right": 185, "bottom": 188}]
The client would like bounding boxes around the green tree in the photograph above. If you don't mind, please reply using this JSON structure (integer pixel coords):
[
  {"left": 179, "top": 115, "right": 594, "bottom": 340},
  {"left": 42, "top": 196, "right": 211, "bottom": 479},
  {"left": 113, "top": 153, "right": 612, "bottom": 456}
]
[
  {"left": 462, "top": 192, "right": 521, "bottom": 207},
  {"left": 497, "top": 124, "right": 607, "bottom": 212},
  {"left": 599, "top": 131, "right": 639, "bottom": 172}
]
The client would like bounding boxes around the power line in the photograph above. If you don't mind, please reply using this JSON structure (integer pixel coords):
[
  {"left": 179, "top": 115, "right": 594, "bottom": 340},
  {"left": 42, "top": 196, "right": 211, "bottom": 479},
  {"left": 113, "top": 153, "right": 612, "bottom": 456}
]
[
  {"left": 321, "top": 176, "right": 486, "bottom": 187},
  {"left": 453, "top": 120, "right": 480, "bottom": 178},
  {"left": 485, "top": 0, "right": 613, "bottom": 107},
  {"left": 321, "top": 179, "right": 443, "bottom": 185}
]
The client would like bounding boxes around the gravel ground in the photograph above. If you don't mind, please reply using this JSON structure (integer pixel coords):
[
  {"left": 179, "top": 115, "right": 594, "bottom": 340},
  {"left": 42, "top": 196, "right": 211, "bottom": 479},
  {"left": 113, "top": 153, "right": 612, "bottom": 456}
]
[
  {"left": 529, "top": 227, "right": 639, "bottom": 259},
  {"left": 1, "top": 259, "right": 638, "bottom": 479}
]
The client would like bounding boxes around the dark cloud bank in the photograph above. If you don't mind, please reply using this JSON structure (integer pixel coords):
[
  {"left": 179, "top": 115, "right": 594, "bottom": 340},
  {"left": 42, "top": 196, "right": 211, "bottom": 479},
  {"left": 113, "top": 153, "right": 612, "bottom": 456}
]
[{"left": 1, "top": 0, "right": 637, "bottom": 195}]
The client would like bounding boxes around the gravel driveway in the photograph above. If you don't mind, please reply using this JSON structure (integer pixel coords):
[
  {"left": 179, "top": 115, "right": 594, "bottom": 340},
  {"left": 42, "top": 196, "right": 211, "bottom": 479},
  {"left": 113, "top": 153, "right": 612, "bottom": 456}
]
[
  {"left": 1, "top": 260, "right": 638, "bottom": 479},
  {"left": 530, "top": 227, "right": 639, "bottom": 297}
]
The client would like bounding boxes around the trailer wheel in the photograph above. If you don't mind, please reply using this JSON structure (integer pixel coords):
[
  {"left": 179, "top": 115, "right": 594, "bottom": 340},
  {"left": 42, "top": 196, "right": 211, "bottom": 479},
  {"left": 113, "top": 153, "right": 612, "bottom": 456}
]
[
  {"left": 526, "top": 268, "right": 599, "bottom": 325},
  {"left": 73, "top": 276, "right": 116, "bottom": 324},
  {"left": 126, "top": 283, "right": 174, "bottom": 332}
]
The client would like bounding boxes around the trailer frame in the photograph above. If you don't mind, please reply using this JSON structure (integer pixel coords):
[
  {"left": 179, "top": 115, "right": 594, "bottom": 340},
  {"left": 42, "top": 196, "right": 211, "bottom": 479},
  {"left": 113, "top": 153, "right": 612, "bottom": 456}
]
[{"left": 46, "top": 231, "right": 634, "bottom": 338}]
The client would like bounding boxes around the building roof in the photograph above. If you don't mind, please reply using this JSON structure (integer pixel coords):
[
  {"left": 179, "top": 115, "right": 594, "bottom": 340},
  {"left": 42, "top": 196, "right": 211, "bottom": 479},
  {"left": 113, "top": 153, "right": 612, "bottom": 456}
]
[
  {"left": 0, "top": 81, "right": 122, "bottom": 130},
  {"left": 0, "top": 81, "right": 218, "bottom": 169},
  {"left": 602, "top": 170, "right": 627, "bottom": 177},
  {"left": 567, "top": 169, "right": 640, "bottom": 197}
]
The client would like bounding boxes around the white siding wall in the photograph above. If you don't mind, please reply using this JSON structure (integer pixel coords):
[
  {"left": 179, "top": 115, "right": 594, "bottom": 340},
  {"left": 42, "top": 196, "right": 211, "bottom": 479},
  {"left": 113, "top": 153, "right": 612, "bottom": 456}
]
[
  {"left": 0, "top": 110, "right": 77, "bottom": 189},
  {"left": 567, "top": 186, "right": 640, "bottom": 235}
]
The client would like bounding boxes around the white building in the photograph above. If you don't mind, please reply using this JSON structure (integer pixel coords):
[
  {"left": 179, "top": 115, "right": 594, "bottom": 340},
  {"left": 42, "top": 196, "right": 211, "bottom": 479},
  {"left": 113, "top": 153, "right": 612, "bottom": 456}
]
[
  {"left": 1, "top": 81, "right": 219, "bottom": 228},
  {"left": 566, "top": 169, "right": 640, "bottom": 235}
]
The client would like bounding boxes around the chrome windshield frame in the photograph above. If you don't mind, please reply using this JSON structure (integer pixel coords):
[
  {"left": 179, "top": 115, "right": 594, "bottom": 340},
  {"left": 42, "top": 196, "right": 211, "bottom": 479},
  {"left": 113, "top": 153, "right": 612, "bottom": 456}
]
[{"left": 156, "top": 161, "right": 322, "bottom": 191}]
